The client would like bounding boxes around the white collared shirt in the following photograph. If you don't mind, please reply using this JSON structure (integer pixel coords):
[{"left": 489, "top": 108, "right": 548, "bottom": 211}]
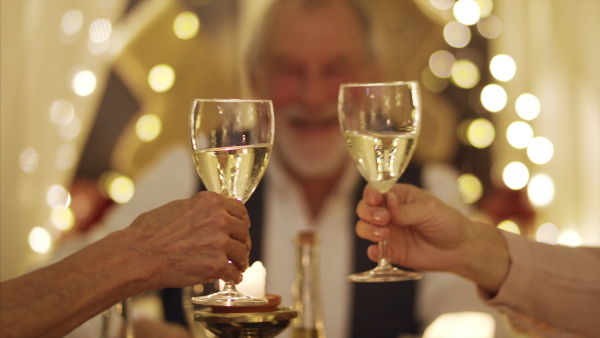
[{"left": 262, "top": 154, "right": 359, "bottom": 338}]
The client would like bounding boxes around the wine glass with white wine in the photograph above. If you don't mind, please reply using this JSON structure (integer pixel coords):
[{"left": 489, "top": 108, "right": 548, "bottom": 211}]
[
  {"left": 338, "top": 81, "right": 423, "bottom": 282},
  {"left": 189, "top": 99, "right": 273, "bottom": 305}
]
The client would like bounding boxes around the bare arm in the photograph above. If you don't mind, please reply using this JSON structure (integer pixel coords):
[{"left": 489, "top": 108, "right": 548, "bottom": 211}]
[
  {"left": 1, "top": 231, "right": 154, "bottom": 337},
  {"left": 0, "top": 191, "right": 251, "bottom": 338}
]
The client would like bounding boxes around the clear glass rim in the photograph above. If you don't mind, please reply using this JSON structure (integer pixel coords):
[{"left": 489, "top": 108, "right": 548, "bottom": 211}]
[
  {"left": 340, "top": 80, "right": 418, "bottom": 88},
  {"left": 191, "top": 98, "right": 272, "bottom": 104}
]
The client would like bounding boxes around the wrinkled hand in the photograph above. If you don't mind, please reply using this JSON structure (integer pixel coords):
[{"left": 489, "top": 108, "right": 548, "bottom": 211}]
[
  {"left": 125, "top": 191, "right": 251, "bottom": 289},
  {"left": 355, "top": 183, "right": 475, "bottom": 273}
]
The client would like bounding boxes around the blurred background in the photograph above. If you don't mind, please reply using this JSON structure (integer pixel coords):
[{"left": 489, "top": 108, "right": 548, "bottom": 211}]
[{"left": 1, "top": 0, "right": 599, "bottom": 282}]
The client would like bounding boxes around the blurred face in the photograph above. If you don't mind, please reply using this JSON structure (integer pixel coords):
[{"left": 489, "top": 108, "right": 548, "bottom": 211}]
[{"left": 251, "top": 0, "right": 377, "bottom": 179}]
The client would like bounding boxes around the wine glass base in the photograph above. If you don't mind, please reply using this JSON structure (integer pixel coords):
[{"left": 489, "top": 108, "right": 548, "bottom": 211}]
[
  {"left": 192, "top": 291, "right": 268, "bottom": 306},
  {"left": 347, "top": 267, "right": 422, "bottom": 283}
]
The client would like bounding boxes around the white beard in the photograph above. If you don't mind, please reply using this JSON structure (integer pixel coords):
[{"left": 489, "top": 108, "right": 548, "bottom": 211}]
[
  {"left": 275, "top": 128, "right": 348, "bottom": 179},
  {"left": 273, "top": 104, "right": 349, "bottom": 179}
]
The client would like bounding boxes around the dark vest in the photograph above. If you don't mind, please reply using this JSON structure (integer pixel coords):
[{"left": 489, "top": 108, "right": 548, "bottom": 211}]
[{"left": 163, "top": 165, "right": 423, "bottom": 337}]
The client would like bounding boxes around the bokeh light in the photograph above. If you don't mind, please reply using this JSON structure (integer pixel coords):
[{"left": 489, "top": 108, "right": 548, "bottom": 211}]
[
  {"left": 46, "top": 185, "right": 71, "bottom": 209},
  {"left": 50, "top": 100, "right": 75, "bottom": 126},
  {"left": 135, "top": 114, "right": 162, "bottom": 142},
  {"left": 453, "top": 0, "right": 481, "bottom": 25},
  {"left": 536, "top": 223, "right": 559, "bottom": 244},
  {"left": 528, "top": 173, "right": 555, "bottom": 207},
  {"left": 148, "top": 64, "right": 175, "bottom": 93},
  {"left": 506, "top": 121, "right": 533, "bottom": 149},
  {"left": 480, "top": 84, "right": 507, "bottom": 112},
  {"left": 174, "top": 11, "right": 200, "bottom": 40},
  {"left": 498, "top": 220, "right": 520, "bottom": 235},
  {"left": 102, "top": 172, "right": 135, "bottom": 204},
  {"left": 466, "top": 118, "right": 495, "bottom": 148},
  {"left": 475, "top": 0, "right": 493, "bottom": 17},
  {"left": 515, "top": 93, "right": 541, "bottom": 120},
  {"left": 20, "top": 148, "right": 39, "bottom": 173},
  {"left": 558, "top": 230, "right": 582, "bottom": 247},
  {"left": 429, "top": 50, "right": 455, "bottom": 78},
  {"left": 29, "top": 227, "right": 52, "bottom": 253},
  {"left": 88, "top": 18, "right": 112, "bottom": 54},
  {"left": 50, "top": 207, "right": 75, "bottom": 231},
  {"left": 490, "top": 54, "right": 516, "bottom": 82},
  {"left": 527, "top": 137, "right": 554, "bottom": 164},
  {"left": 429, "top": 0, "right": 454, "bottom": 10},
  {"left": 477, "top": 14, "right": 502, "bottom": 39},
  {"left": 457, "top": 173, "right": 483, "bottom": 204},
  {"left": 503, "top": 162, "right": 529, "bottom": 190},
  {"left": 72, "top": 70, "right": 97, "bottom": 96},
  {"left": 444, "top": 21, "right": 471, "bottom": 48},
  {"left": 61, "top": 9, "right": 84, "bottom": 35},
  {"left": 89, "top": 18, "right": 112, "bottom": 43},
  {"left": 451, "top": 59, "right": 480, "bottom": 89}
]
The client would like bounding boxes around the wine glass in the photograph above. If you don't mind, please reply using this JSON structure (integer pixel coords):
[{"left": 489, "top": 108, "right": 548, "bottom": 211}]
[
  {"left": 338, "top": 81, "right": 423, "bottom": 282},
  {"left": 189, "top": 98, "right": 274, "bottom": 305}
]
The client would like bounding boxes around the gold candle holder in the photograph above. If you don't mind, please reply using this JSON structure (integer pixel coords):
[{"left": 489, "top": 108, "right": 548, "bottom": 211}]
[{"left": 194, "top": 294, "right": 298, "bottom": 338}]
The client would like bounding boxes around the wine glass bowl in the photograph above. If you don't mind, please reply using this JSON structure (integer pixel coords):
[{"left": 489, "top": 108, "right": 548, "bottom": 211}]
[
  {"left": 190, "top": 99, "right": 273, "bottom": 305},
  {"left": 338, "top": 81, "right": 423, "bottom": 282}
]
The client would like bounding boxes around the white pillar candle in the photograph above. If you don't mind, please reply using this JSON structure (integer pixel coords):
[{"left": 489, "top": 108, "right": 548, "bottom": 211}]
[
  {"left": 220, "top": 261, "right": 266, "bottom": 298},
  {"left": 423, "top": 312, "right": 495, "bottom": 338}
]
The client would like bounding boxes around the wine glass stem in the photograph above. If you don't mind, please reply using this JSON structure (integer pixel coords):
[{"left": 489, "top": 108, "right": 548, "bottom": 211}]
[
  {"left": 376, "top": 193, "right": 393, "bottom": 270},
  {"left": 377, "top": 240, "right": 393, "bottom": 269},
  {"left": 222, "top": 282, "right": 238, "bottom": 293}
]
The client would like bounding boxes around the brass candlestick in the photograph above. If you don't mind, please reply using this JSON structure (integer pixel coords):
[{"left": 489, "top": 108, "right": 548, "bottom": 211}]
[{"left": 194, "top": 294, "right": 298, "bottom": 338}]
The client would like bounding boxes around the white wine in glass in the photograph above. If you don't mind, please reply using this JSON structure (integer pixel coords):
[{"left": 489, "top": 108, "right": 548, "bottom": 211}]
[
  {"left": 338, "top": 81, "right": 423, "bottom": 282},
  {"left": 189, "top": 99, "right": 274, "bottom": 305},
  {"left": 193, "top": 145, "right": 271, "bottom": 202}
]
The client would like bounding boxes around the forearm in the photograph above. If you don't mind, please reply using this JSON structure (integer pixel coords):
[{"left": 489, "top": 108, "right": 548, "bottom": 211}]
[
  {"left": 0, "top": 230, "right": 156, "bottom": 337},
  {"left": 451, "top": 221, "right": 511, "bottom": 295}
]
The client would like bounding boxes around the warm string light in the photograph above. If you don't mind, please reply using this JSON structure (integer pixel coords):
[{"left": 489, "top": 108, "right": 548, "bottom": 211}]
[
  {"left": 498, "top": 220, "right": 520, "bottom": 235},
  {"left": 27, "top": 2, "right": 568, "bottom": 255},
  {"left": 481, "top": 84, "right": 507, "bottom": 112},
  {"left": 426, "top": 0, "right": 564, "bottom": 243},
  {"left": 81, "top": 9, "right": 205, "bottom": 216},
  {"left": 536, "top": 223, "right": 558, "bottom": 244},
  {"left": 136, "top": 114, "right": 163, "bottom": 142},
  {"left": 173, "top": 11, "right": 200, "bottom": 39},
  {"left": 72, "top": 70, "right": 97, "bottom": 96},
  {"left": 26, "top": 3, "right": 120, "bottom": 254},
  {"left": 29, "top": 227, "right": 52, "bottom": 254},
  {"left": 88, "top": 9, "right": 205, "bottom": 217},
  {"left": 88, "top": 18, "right": 112, "bottom": 54},
  {"left": 458, "top": 173, "right": 483, "bottom": 204},
  {"left": 95, "top": 171, "right": 135, "bottom": 204}
]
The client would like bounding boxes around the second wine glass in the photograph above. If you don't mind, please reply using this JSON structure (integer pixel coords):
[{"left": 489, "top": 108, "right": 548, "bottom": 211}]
[
  {"left": 338, "top": 81, "right": 423, "bottom": 282},
  {"left": 189, "top": 98, "right": 274, "bottom": 305}
]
